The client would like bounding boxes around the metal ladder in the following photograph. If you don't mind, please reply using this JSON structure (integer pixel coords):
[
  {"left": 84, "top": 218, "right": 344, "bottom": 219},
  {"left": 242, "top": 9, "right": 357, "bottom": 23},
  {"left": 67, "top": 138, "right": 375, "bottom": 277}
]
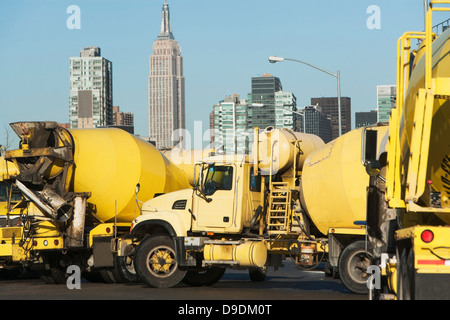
[{"left": 267, "top": 182, "right": 291, "bottom": 234}]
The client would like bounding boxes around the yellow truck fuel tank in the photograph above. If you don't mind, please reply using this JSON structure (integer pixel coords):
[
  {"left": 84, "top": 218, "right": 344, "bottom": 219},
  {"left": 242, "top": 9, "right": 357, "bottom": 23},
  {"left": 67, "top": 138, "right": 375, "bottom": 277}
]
[
  {"left": 300, "top": 125, "right": 388, "bottom": 235},
  {"left": 69, "top": 128, "right": 191, "bottom": 223}
]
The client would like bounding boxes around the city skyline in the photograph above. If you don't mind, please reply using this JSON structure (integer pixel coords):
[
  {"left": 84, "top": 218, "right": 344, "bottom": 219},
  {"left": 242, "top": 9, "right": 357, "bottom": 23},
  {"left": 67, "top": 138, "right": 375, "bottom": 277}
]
[{"left": 0, "top": 1, "right": 436, "bottom": 147}]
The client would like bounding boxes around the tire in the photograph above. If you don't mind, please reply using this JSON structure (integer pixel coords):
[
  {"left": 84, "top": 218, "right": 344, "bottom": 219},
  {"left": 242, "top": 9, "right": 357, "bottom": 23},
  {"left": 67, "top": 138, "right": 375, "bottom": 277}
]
[
  {"left": 38, "top": 253, "right": 68, "bottom": 284},
  {"left": 249, "top": 267, "right": 267, "bottom": 281},
  {"left": 113, "top": 255, "right": 138, "bottom": 283},
  {"left": 99, "top": 268, "right": 117, "bottom": 283},
  {"left": 82, "top": 271, "right": 104, "bottom": 283},
  {"left": 183, "top": 267, "right": 225, "bottom": 286},
  {"left": 398, "top": 246, "right": 415, "bottom": 300},
  {"left": 338, "top": 240, "right": 372, "bottom": 294},
  {"left": 134, "top": 234, "right": 186, "bottom": 288}
]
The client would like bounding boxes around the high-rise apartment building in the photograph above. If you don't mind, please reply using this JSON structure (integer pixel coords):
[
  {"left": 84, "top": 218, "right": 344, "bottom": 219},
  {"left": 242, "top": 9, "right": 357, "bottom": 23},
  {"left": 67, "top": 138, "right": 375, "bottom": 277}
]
[
  {"left": 212, "top": 94, "right": 250, "bottom": 154},
  {"left": 69, "top": 46, "right": 113, "bottom": 128},
  {"left": 377, "top": 85, "right": 396, "bottom": 123},
  {"left": 148, "top": 1, "right": 185, "bottom": 149},
  {"left": 112, "top": 106, "right": 134, "bottom": 127},
  {"left": 310, "top": 97, "right": 351, "bottom": 140},
  {"left": 111, "top": 105, "right": 134, "bottom": 134},
  {"left": 274, "top": 91, "right": 299, "bottom": 130}
]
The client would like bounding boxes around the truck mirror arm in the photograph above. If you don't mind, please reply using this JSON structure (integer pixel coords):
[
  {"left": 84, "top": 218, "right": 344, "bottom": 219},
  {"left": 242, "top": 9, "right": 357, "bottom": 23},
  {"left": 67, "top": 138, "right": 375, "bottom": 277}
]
[{"left": 194, "top": 187, "right": 212, "bottom": 203}]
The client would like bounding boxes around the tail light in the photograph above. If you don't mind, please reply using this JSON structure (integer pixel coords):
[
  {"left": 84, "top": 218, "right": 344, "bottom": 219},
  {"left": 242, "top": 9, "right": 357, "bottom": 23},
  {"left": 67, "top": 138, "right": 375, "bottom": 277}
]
[{"left": 421, "top": 229, "right": 434, "bottom": 243}]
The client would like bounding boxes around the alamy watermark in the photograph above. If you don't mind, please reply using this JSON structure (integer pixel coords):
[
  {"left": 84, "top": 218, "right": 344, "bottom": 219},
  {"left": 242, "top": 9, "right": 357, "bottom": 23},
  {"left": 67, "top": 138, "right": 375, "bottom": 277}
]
[
  {"left": 366, "top": 265, "right": 381, "bottom": 290},
  {"left": 66, "top": 5, "right": 81, "bottom": 30},
  {"left": 66, "top": 265, "right": 81, "bottom": 289},
  {"left": 367, "top": 5, "right": 381, "bottom": 30}
]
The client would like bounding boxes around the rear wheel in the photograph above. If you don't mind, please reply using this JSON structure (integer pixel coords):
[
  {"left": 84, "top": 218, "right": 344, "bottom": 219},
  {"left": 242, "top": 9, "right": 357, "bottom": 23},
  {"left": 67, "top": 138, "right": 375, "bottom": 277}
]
[
  {"left": 338, "top": 240, "right": 372, "bottom": 294},
  {"left": 113, "top": 255, "right": 137, "bottom": 283},
  {"left": 135, "top": 235, "right": 186, "bottom": 288},
  {"left": 249, "top": 267, "right": 267, "bottom": 281},
  {"left": 99, "top": 268, "right": 117, "bottom": 283},
  {"left": 183, "top": 267, "right": 225, "bottom": 286},
  {"left": 398, "top": 246, "right": 415, "bottom": 300},
  {"left": 38, "top": 253, "right": 69, "bottom": 284}
]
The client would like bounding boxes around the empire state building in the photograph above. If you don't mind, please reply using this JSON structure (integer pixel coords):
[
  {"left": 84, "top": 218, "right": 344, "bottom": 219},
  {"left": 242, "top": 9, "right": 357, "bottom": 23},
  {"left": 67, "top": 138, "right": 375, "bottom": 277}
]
[{"left": 148, "top": 1, "right": 185, "bottom": 148}]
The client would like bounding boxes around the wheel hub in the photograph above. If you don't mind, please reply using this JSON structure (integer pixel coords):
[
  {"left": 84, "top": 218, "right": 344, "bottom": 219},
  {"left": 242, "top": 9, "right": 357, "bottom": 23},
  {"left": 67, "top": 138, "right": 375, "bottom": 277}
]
[{"left": 148, "top": 247, "right": 176, "bottom": 276}]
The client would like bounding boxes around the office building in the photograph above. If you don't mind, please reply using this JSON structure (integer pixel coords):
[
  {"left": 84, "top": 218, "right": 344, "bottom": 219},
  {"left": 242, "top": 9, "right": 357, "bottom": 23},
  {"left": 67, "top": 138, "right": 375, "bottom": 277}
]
[
  {"left": 310, "top": 97, "right": 351, "bottom": 140},
  {"left": 355, "top": 110, "right": 378, "bottom": 128},
  {"left": 248, "top": 74, "right": 282, "bottom": 129},
  {"left": 69, "top": 46, "right": 113, "bottom": 128},
  {"left": 377, "top": 85, "right": 396, "bottom": 123},
  {"left": 247, "top": 74, "right": 298, "bottom": 130},
  {"left": 299, "top": 105, "right": 332, "bottom": 143},
  {"left": 148, "top": 0, "right": 185, "bottom": 148},
  {"left": 211, "top": 74, "right": 299, "bottom": 153}
]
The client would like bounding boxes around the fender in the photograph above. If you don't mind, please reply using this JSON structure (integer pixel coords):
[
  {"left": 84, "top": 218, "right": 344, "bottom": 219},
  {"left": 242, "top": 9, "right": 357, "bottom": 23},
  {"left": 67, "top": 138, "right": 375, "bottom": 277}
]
[
  {"left": 130, "top": 219, "right": 177, "bottom": 238},
  {"left": 130, "top": 210, "right": 192, "bottom": 239}
]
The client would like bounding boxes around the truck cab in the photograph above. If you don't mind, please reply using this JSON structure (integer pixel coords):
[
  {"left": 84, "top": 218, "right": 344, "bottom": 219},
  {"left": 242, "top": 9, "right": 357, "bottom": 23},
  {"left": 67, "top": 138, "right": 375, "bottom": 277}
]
[
  {"left": 129, "top": 155, "right": 268, "bottom": 288},
  {"left": 132, "top": 155, "right": 262, "bottom": 235}
]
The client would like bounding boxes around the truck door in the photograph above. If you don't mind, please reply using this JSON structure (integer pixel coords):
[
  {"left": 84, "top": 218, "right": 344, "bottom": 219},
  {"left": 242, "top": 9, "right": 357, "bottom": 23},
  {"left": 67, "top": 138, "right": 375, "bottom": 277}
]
[{"left": 192, "top": 164, "right": 236, "bottom": 230}]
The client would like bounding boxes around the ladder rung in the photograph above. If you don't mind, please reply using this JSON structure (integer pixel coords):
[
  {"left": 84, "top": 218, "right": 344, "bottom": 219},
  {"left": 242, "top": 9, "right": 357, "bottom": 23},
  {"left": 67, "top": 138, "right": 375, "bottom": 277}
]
[{"left": 268, "top": 230, "right": 289, "bottom": 234}]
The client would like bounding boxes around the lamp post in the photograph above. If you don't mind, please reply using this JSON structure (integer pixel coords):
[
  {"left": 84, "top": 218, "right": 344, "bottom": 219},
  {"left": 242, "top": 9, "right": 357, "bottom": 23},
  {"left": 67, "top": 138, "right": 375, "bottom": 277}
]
[{"left": 268, "top": 56, "right": 342, "bottom": 137}]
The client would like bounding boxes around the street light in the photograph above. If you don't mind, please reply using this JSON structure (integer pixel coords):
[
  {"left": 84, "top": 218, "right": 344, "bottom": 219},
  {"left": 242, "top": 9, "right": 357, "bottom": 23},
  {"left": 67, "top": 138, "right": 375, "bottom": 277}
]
[{"left": 268, "top": 55, "right": 342, "bottom": 137}]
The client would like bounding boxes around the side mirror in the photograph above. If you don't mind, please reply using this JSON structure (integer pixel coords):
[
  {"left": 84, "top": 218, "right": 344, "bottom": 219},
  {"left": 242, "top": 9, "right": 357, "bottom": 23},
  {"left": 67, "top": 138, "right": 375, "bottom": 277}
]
[{"left": 362, "top": 128, "right": 386, "bottom": 182}]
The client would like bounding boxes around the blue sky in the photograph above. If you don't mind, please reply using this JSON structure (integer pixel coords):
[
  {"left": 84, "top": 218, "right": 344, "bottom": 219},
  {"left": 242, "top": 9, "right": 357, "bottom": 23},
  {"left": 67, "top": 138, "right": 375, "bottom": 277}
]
[{"left": 0, "top": 0, "right": 440, "bottom": 147}]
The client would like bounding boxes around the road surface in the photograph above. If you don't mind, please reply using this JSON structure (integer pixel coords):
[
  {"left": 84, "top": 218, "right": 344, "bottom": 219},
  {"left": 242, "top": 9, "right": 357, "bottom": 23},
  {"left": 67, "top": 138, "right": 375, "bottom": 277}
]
[{"left": 0, "top": 260, "right": 367, "bottom": 302}]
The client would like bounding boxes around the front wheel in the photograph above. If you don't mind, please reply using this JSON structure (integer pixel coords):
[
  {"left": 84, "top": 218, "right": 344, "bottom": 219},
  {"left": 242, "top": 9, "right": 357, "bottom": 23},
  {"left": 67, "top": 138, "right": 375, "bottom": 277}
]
[{"left": 134, "top": 235, "right": 186, "bottom": 288}]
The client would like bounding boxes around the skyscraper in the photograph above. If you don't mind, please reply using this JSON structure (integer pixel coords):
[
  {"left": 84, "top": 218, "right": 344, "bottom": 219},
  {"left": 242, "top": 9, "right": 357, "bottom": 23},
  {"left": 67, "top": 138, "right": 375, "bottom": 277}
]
[
  {"left": 300, "top": 105, "right": 332, "bottom": 143},
  {"left": 248, "top": 74, "right": 282, "bottom": 129},
  {"left": 69, "top": 46, "right": 113, "bottom": 128},
  {"left": 148, "top": 1, "right": 185, "bottom": 149},
  {"left": 310, "top": 97, "right": 351, "bottom": 140}
]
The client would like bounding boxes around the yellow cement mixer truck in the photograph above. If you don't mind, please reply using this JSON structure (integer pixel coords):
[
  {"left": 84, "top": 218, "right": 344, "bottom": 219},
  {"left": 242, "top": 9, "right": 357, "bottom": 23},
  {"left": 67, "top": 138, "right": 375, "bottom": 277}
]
[
  {"left": 363, "top": 1, "right": 450, "bottom": 300},
  {"left": 126, "top": 123, "right": 387, "bottom": 292},
  {"left": 0, "top": 121, "right": 193, "bottom": 283}
]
